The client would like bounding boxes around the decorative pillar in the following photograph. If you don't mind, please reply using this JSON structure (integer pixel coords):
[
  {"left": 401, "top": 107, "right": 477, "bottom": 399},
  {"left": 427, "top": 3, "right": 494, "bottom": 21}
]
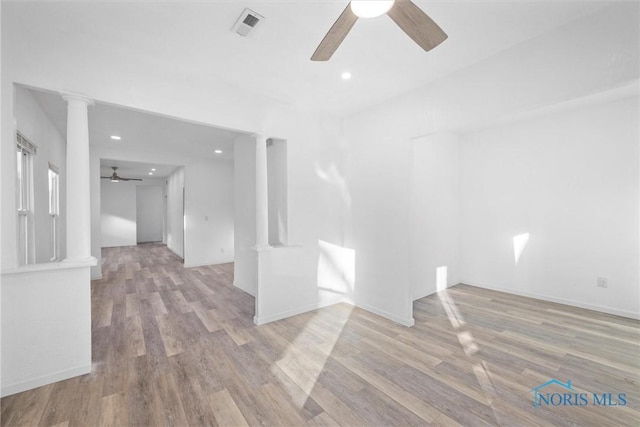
[
  {"left": 61, "top": 92, "right": 94, "bottom": 261},
  {"left": 255, "top": 134, "right": 270, "bottom": 250}
]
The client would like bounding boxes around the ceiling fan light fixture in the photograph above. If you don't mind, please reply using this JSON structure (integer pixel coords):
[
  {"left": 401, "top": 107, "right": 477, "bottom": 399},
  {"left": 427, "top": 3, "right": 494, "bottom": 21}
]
[
  {"left": 111, "top": 178, "right": 119, "bottom": 183},
  {"left": 350, "top": 0, "right": 394, "bottom": 18}
]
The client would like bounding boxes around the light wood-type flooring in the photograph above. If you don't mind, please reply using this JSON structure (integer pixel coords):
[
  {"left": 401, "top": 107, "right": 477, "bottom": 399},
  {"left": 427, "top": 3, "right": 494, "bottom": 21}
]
[{"left": 2, "top": 243, "right": 639, "bottom": 426}]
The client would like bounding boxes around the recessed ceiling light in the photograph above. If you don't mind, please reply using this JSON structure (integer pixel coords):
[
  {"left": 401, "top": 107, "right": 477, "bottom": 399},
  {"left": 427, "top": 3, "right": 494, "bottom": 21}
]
[
  {"left": 341, "top": 71, "right": 352, "bottom": 80},
  {"left": 148, "top": 172, "right": 153, "bottom": 175},
  {"left": 110, "top": 135, "right": 121, "bottom": 140},
  {"left": 151, "top": 168, "right": 156, "bottom": 171},
  {"left": 214, "top": 150, "right": 223, "bottom": 154}
]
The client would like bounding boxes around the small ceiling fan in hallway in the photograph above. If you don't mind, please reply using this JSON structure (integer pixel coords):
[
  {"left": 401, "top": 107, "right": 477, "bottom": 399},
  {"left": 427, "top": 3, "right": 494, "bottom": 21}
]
[
  {"left": 311, "top": 0, "right": 447, "bottom": 61},
  {"left": 101, "top": 167, "right": 142, "bottom": 182}
]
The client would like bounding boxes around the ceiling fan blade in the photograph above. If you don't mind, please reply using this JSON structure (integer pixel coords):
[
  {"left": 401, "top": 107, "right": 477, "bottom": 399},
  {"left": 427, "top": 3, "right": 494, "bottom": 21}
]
[
  {"left": 100, "top": 176, "right": 111, "bottom": 179},
  {"left": 311, "top": 3, "right": 358, "bottom": 61},
  {"left": 120, "top": 177, "right": 143, "bottom": 181},
  {"left": 387, "top": 0, "right": 447, "bottom": 52}
]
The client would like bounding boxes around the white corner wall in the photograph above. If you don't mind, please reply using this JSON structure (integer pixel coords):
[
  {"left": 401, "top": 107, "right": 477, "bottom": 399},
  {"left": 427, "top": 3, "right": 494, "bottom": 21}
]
[
  {"left": 100, "top": 180, "right": 137, "bottom": 247},
  {"left": 410, "top": 133, "right": 460, "bottom": 300},
  {"left": 166, "top": 167, "right": 185, "bottom": 259},
  {"left": 184, "top": 159, "right": 234, "bottom": 267},
  {"left": 234, "top": 135, "right": 257, "bottom": 295},
  {"left": 459, "top": 96, "right": 639, "bottom": 318},
  {"left": 343, "top": 126, "right": 415, "bottom": 326}
]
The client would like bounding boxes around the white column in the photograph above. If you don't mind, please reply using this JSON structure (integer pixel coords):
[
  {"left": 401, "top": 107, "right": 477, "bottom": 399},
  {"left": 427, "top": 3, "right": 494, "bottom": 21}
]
[
  {"left": 62, "top": 93, "right": 95, "bottom": 261},
  {"left": 255, "top": 134, "right": 270, "bottom": 250}
]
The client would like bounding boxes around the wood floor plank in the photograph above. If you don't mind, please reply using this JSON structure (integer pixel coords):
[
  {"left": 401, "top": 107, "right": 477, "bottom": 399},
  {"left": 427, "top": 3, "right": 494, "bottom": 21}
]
[
  {"left": 37, "top": 376, "right": 80, "bottom": 427},
  {"left": 2, "top": 243, "right": 638, "bottom": 427},
  {"left": 306, "top": 411, "right": 340, "bottom": 426},
  {"left": 156, "top": 314, "right": 186, "bottom": 357},
  {"left": 0, "top": 383, "right": 54, "bottom": 426},
  {"left": 208, "top": 389, "right": 248, "bottom": 427},
  {"left": 335, "top": 353, "right": 442, "bottom": 423},
  {"left": 190, "top": 301, "right": 222, "bottom": 333},
  {"left": 125, "top": 314, "right": 146, "bottom": 358},
  {"left": 93, "top": 298, "right": 113, "bottom": 328},
  {"left": 125, "top": 293, "right": 139, "bottom": 317},
  {"left": 97, "top": 392, "right": 128, "bottom": 427},
  {"left": 147, "top": 292, "right": 168, "bottom": 316}
]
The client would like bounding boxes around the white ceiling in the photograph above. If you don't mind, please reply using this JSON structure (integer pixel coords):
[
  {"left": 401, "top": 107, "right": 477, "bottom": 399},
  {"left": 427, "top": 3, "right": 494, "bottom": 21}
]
[
  {"left": 30, "top": 89, "right": 241, "bottom": 177},
  {"left": 10, "top": 0, "right": 610, "bottom": 116},
  {"left": 12, "top": 1, "right": 617, "bottom": 177}
]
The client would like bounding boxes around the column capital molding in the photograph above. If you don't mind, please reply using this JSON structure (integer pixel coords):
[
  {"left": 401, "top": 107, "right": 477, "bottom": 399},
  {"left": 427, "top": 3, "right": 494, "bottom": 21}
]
[{"left": 60, "top": 91, "right": 95, "bottom": 106}]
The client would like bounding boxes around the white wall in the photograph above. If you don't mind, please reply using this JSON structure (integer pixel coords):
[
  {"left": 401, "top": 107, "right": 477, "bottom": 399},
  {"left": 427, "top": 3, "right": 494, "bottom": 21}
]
[
  {"left": 342, "top": 3, "right": 639, "bottom": 323},
  {"left": 100, "top": 180, "right": 137, "bottom": 247},
  {"left": 234, "top": 135, "right": 257, "bottom": 295},
  {"left": 410, "top": 133, "right": 460, "bottom": 300},
  {"left": 459, "top": 96, "right": 639, "bottom": 318},
  {"left": 14, "top": 86, "right": 67, "bottom": 263},
  {"left": 249, "top": 117, "right": 350, "bottom": 324},
  {"left": 1, "top": 264, "right": 92, "bottom": 396},
  {"left": 342, "top": 129, "right": 415, "bottom": 325},
  {"left": 184, "top": 159, "right": 234, "bottom": 267},
  {"left": 166, "top": 167, "right": 185, "bottom": 258},
  {"left": 136, "top": 185, "right": 163, "bottom": 243}
]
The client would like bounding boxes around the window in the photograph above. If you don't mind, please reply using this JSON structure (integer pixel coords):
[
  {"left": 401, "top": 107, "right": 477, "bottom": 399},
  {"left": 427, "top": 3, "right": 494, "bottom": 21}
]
[
  {"left": 49, "top": 164, "right": 60, "bottom": 261},
  {"left": 16, "top": 132, "right": 36, "bottom": 265}
]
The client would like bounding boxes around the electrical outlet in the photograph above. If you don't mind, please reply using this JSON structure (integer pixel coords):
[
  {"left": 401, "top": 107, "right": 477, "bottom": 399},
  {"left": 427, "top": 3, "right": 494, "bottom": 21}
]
[{"left": 597, "top": 276, "right": 608, "bottom": 288}]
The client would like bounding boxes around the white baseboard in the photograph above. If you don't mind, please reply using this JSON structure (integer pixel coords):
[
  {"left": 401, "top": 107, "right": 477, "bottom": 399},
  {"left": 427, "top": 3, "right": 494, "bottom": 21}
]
[
  {"left": 412, "top": 283, "right": 457, "bottom": 302},
  {"left": 1, "top": 364, "right": 91, "bottom": 397},
  {"left": 183, "top": 258, "right": 234, "bottom": 269},
  {"left": 167, "top": 245, "right": 184, "bottom": 260},
  {"left": 354, "top": 302, "right": 415, "bottom": 327},
  {"left": 254, "top": 296, "right": 347, "bottom": 326},
  {"left": 462, "top": 281, "right": 640, "bottom": 320},
  {"left": 233, "top": 280, "right": 255, "bottom": 297},
  {"left": 91, "top": 269, "right": 102, "bottom": 280}
]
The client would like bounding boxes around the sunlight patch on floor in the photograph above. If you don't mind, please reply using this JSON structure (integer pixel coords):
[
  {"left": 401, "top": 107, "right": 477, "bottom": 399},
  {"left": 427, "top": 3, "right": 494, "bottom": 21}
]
[
  {"left": 437, "top": 269, "right": 498, "bottom": 409},
  {"left": 272, "top": 304, "right": 354, "bottom": 407}
]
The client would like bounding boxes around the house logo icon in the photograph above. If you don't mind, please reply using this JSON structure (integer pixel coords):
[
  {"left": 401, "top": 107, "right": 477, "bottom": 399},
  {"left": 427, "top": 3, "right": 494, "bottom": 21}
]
[{"left": 531, "top": 379, "right": 573, "bottom": 407}]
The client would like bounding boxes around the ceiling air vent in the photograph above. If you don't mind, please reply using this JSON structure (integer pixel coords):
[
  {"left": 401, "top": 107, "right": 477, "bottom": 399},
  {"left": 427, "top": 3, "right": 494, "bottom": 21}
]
[{"left": 232, "top": 8, "right": 264, "bottom": 37}]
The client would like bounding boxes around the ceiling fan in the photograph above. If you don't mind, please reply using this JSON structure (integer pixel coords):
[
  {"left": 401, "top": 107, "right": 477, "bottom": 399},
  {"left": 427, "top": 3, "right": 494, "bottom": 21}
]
[
  {"left": 311, "top": 0, "right": 447, "bottom": 61},
  {"left": 101, "top": 167, "right": 143, "bottom": 182}
]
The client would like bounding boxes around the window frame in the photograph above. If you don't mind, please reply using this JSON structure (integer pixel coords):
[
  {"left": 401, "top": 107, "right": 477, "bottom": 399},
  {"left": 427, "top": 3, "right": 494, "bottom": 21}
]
[
  {"left": 48, "top": 164, "right": 60, "bottom": 261},
  {"left": 16, "top": 131, "right": 37, "bottom": 266}
]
